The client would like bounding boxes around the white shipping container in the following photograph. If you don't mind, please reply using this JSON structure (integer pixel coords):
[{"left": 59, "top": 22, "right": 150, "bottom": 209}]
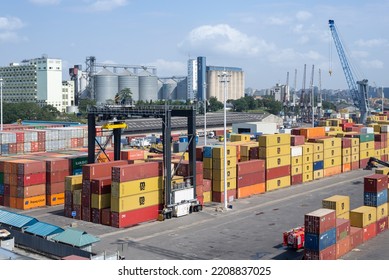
[
  {"left": 290, "top": 146, "right": 303, "bottom": 157},
  {"left": 173, "top": 187, "right": 194, "bottom": 204},
  {"left": 361, "top": 127, "right": 374, "bottom": 134},
  {"left": 232, "top": 122, "right": 278, "bottom": 135},
  {"left": 279, "top": 128, "right": 292, "bottom": 134},
  {"left": 381, "top": 125, "right": 389, "bottom": 133}
]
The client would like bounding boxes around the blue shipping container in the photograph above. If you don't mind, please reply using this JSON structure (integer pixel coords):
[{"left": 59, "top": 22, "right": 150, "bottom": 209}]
[
  {"left": 203, "top": 146, "right": 213, "bottom": 158},
  {"left": 72, "top": 168, "right": 83, "bottom": 175},
  {"left": 304, "top": 227, "right": 336, "bottom": 251},
  {"left": 1, "top": 144, "right": 9, "bottom": 154},
  {"left": 0, "top": 183, "right": 4, "bottom": 195},
  {"left": 313, "top": 161, "right": 324, "bottom": 171},
  {"left": 364, "top": 189, "right": 387, "bottom": 207}
]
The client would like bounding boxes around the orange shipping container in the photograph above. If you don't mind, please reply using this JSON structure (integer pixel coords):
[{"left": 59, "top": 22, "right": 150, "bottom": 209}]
[
  {"left": 300, "top": 127, "right": 326, "bottom": 139},
  {"left": 15, "top": 194, "right": 46, "bottom": 210},
  {"left": 46, "top": 193, "right": 65, "bottom": 206},
  {"left": 336, "top": 235, "right": 351, "bottom": 259},
  {"left": 236, "top": 183, "right": 265, "bottom": 198},
  {"left": 324, "top": 166, "right": 342, "bottom": 177},
  {"left": 342, "top": 163, "right": 351, "bottom": 173}
]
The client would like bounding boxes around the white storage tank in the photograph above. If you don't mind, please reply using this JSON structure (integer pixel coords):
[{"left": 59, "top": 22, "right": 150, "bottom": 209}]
[
  {"left": 118, "top": 69, "right": 139, "bottom": 101},
  {"left": 94, "top": 68, "right": 118, "bottom": 104},
  {"left": 138, "top": 70, "right": 158, "bottom": 102}
]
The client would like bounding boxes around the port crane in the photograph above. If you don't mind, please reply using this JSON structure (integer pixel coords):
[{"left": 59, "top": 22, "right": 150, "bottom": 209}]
[{"left": 328, "top": 19, "right": 370, "bottom": 124}]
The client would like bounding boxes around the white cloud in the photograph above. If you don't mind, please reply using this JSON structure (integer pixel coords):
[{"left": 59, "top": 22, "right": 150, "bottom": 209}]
[
  {"left": 179, "top": 24, "right": 275, "bottom": 57},
  {"left": 152, "top": 59, "right": 186, "bottom": 76},
  {"left": 0, "top": 17, "right": 24, "bottom": 30},
  {"left": 0, "top": 31, "right": 27, "bottom": 43},
  {"left": 87, "top": 0, "right": 128, "bottom": 12},
  {"left": 296, "top": 11, "right": 312, "bottom": 21},
  {"left": 267, "top": 16, "right": 290, "bottom": 26},
  {"left": 29, "top": 0, "right": 61, "bottom": 4},
  {"left": 268, "top": 48, "right": 323, "bottom": 63},
  {"left": 361, "top": 59, "right": 384, "bottom": 69},
  {"left": 351, "top": 50, "right": 369, "bottom": 59},
  {"left": 355, "top": 39, "right": 387, "bottom": 48}
]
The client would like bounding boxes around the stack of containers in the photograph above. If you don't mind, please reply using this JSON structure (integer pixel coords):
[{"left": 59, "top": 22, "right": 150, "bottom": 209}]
[
  {"left": 312, "top": 142, "right": 324, "bottom": 180},
  {"left": 363, "top": 174, "right": 388, "bottom": 236},
  {"left": 0, "top": 132, "right": 17, "bottom": 155},
  {"left": 45, "top": 157, "right": 70, "bottom": 206},
  {"left": 64, "top": 174, "right": 83, "bottom": 219},
  {"left": 354, "top": 131, "right": 375, "bottom": 168},
  {"left": 212, "top": 145, "right": 237, "bottom": 203},
  {"left": 321, "top": 195, "right": 351, "bottom": 259},
  {"left": 349, "top": 137, "right": 360, "bottom": 170},
  {"left": 374, "top": 133, "right": 387, "bottom": 161},
  {"left": 380, "top": 125, "right": 389, "bottom": 162},
  {"left": 258, "top": 134, "right": 291, "bottom": 191},
  {"left": 111, "top": 161, "right": 164, "bottom": 228},
  {"left": 81, "top": 160, "right": 128, "bottom": 222},
  {"left": 317, "top": 137, "right": 342, "bottom": 177},
  {"left": 202, "top": 179, "right": 212, "bottom": 204},
  {"left": 3, "top": 159, "right": 46, "bottom": 210},
  {"left": 202, "top": 146, "right": 213, "bottom": 182},
  {"left": 236, "top": 159, "right": 265, "bottom": 198},
  {"left": 230, "top": 134, "right": 250, "bottom": 142},
  {"left": 239, "top": 142, "right": 259, "bottom": 162},
  {"left": 350, "top": 205, "right": 377, "bottom": 243},
  {"left": 303, "top": 208, "right": 337, "bottom": 260},
  {"left": 173, "top": 160, "right": 203, "bottom": 204},
  {"left": 301, "top": 143, "right": 314, "bottom": 182},
  {"left": 290, "top": 145, "right": 303, "bottom": 185},
  {"left": 90, "top": 176, "right": 112, "bottom": 224},
  {"left": 341, "top": 138, "right": 352, "bottom": 172}
]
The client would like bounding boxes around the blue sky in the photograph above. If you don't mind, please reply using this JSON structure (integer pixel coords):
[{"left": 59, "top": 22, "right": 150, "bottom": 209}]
[{"left": 1, "top": 0, "right": 389, "bottom": 91}]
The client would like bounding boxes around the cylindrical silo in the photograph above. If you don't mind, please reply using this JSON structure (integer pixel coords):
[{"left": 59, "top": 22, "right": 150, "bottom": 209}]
[
  {"left": 138, "top": 70, "right": 158, "bottom": 102},
  {"left": 176, "top": 78, "right": 188, "bottom": 101},
  {"left": 118, "top": 69, "right": 139, "bottom": 101},
  {"left": 94, "top": 68, "right": 118, "bottom": 104},
  {"left": 157, "top": 79, "right": 164, "bottom": 100},
  {"left": 163, "top": 79, "right": 177, "bottom": 100}
]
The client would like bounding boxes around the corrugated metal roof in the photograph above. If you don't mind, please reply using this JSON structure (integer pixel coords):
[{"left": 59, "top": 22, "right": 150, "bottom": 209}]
[
  {"left": 0, "top": 209, "right": 38, "bottom": 228},
  {"left": 24, "top": 221, "right": 64, "bottom": 237},
  {"left": 51, "top": 228, "right": 100, "bottom": 247}
]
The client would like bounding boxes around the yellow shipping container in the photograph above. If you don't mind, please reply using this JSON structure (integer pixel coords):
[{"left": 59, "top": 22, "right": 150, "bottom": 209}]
[
  {"left": 326, "top": 131, "right": 338, "bottom": 137},
  {"left": 72, "top": 189, "right": 82, "bottom": 206},
  {"left": 342, "top": 147, "right": 351, "bottom": 156},
  {"left": 240, "top": 156, "right": 249, "bottom": 162},
  {"left": 291, "top": 165, "right": 303, "bottom": 176},
  {"left": 203, "top": 157, "right": 212, "bottom": 169},
  {"left": 313, "top": 170, "right": 324, "bottom": 180},
  {"left": 265, "top": 155, "right": 291, "bottom": 169},
  {"left": 360, "top": 141, "right": 374, "bottom": 151},
  {"left": 258, "top": 134, "right": 290, "bottom": 147},
  {"left": 65, "top": 175, "right": 83, "bottom": 191},
  {"left": 302, "top": 172, "right": 313, "bottom": 182},
  {"left": 324, "top": 148, "right": 342, "bottom": 159},
  {"left": 203, "top": 191, "right": 212, "bottom": 203},
  {"left": 212, "top": 178, "right": 237, "bottom": 192},
  {"left": 350, "top": 138, "right": 360, "bottom": 147},
  {"left": 111, "top": 176, "right": 163, "bottom": 198},
  {"left": 342, "top": 155, "right": 351, "bottom": 164},
  {"left": 313, "top": 143, "right": 324, "bottom": 153},
  {"left": 351, "top": 146, "right": 360, "bottom": 154},
  {"left": 376, "top": 203, "right": 388, "bottom": 221},
  {"left": 303, "top": 163, "right": 313, "bottom": 173},
  {"left": 203, "top": 168, "right": 212, "bottom": 180},
  {"left": 374, "top": 149, "right": 381, "bottom": 158},
  {"left": 302, "top": 143, "right": 314, "bottom": 155},
  {"left": 350, "top": 206, "right": 377, "bottom": 228},
  {"left": 322, "top": 195, "right": 350, "bottom": 216},
  {"left": 266, "top": 175, "right": 290, "bottom": 192},
  {"left": 258, "top": 145, "right": 290, "bottom": 158},
  {"left": 316, "top": 137, "right": 342, "bottom": 149},
  {"left": 359, "top": 149, "right": 374, "bottom": 160},
  {"left": 303, "top": 154, "right": 313, "bottom": 164},
  {"left": 337, "top": 212, "right": 350, "bottom": 220},
  {"left": 240, "top": 143, "right": 258, "bottom": 157},
  {"left": 323, "top": 156, "right": 342, "bottom": 168},
  {"left": 313, "top": 152, "right": 324, "bottom": 162},
  {"left": 329, "top": 126, "right": 342, "bottom": 132},
  {"left": 212, "top": 145, "right": 237, "bottom": 159},
  {"left": 351, "top": 154, "right": 359, "bottom": 162},
  {"left": 91, "top": 193, "right": 111, "bottom": 209},
  {"left": 111, "top": 190, "right": 163, "bottom": 212},
  {"left": 171, "top": 176, "right": 184, "bottom": 184},
  {"left": 230, "top": 134, "right": 251, "bottom": 142},
  {"left": 212, "top": 156, "right": 237, "bottom": 169},
  {"left": 291, "top": 156, "right": 303, "bottom": 166},
  {"left": 212, "top": 167, "right": 237, "bottom": 181},
  {"left": 375, "top": 167, "right": 389, "bottom": 175}
]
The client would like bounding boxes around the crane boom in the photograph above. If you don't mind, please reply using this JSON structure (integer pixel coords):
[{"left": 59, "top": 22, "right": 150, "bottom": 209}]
[{"left": 328, "top": 19, "right": 369, "bottom": 124}]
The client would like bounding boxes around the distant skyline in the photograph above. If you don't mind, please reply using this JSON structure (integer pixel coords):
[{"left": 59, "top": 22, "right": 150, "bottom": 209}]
[{"left": 1, "top": 0, "right": 389, "bottom": 91}]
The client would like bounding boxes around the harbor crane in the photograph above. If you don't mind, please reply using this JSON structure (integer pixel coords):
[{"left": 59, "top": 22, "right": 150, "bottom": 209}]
[{"left": 328, "top": 19, "right": 370, "bottom": 124}]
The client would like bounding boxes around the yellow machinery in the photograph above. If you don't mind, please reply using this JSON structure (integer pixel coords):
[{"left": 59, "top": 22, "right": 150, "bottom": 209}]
[{"left": 95, "top": 121, "right": 127, "bottom": 162}]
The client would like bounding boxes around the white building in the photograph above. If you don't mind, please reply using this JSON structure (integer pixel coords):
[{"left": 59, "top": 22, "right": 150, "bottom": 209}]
[
  {"left": 62, "top": 80, "right": 75, "bottom": 110},
  {"left": 187, "top": 59, "right": 197, "bottom": 100},
  {"left": 206, "top": 66, "right": 245, "bottom": 101}
]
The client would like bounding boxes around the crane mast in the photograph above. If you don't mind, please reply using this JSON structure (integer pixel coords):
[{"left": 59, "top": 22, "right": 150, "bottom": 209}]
[{"left": 328, "top": 19, "right": 369, "bottom": 124}]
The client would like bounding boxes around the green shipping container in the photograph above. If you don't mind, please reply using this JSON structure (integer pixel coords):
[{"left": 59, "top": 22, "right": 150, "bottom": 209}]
[
  {"left": 71, "top": 156, "right": 88, "bottom": 170},
  {"left": 0, "top": 172, "right": 3, "bottom": 184},
  {"left": 356, "top": 133, "right": 374, "bottom": 143}
]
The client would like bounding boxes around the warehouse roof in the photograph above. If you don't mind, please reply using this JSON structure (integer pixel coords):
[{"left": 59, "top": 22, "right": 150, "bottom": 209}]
[
  {"left": 24, "top": 221, "right": 64, "bottom": 238},
  {"left": 51, "top": 228, "right": 100, "bottom": 247},
  {"left": 0, "top": 209, "right": 38, "bottom": 229}
]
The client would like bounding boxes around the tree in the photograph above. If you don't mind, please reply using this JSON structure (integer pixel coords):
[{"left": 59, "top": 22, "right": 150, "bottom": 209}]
[
  {"left": 322, "top": 100, "right": 337, "bottom": 111},
  {"left": 41, "top": 105, "right": 60, "bottom": 120},
  {"left": 208, "top": 97, "right": 223, "bottom": 112},
  {"left": 3, "top": 102, "right": 60, "bottom": 123},
  {"left": 231, "top": 98, "right": 248, "bottom": 112},
  {"left": 115, "top": 88, "right": 132, "bottom": 105},
  {"left": 78, "top": 98, "right": 96, "bottom": 114}
]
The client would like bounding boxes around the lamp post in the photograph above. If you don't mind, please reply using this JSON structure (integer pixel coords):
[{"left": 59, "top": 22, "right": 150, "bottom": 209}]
[
  {"left": 219, "top": 70, "right": 230, "bottom": 210},
  {"left": 203, "top": 82, "right": 207, "bottom": 146},
  {"left": 0, "top": 77, "right": 3, "bottom": 131}
]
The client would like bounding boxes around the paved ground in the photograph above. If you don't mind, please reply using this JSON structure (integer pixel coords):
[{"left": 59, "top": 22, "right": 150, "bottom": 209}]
[{"left": 12, "top": 168, "right": 389, "bottom": 260}]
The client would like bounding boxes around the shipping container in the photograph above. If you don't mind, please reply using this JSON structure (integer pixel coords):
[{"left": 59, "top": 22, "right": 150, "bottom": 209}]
[
  {"left": 302, "top": 172, "right": 313, "bottom": 182},
  {"left": 112, "top": 161, "right": 163, "bottom": 182},
  {"left": 212, "top": 179, "right": 237, "bottom": 192},
  {"left": 237, "top": 172, "right": 265, "bottom": 188},
  {"left": 236, "top": 183, "right": 265, "bottom": 199},
  {"left": 212, "top": 157, "right": 237, "bottom": 170},
  {"left": 91, "top": 193, "right": 111, "bottom": 209},
  {"left": 305, "top": 208, "right": 336, "bottom": 234},
  {"left": 212, "top": 145, "right": 237, "bottom": 159},
  {"left": 349, "top": 227, "right": 363, "bottom": 250},
  {"left": 363, "top": 222, "right": 377, "bottom": 242},
  {"left": 15, "top": 194, "right": 46, "bottom": 210},
  {"left": 111, "top": 176, "right": 163, "bottom": 198},
  {"left": 336, "top": 235, "right": 350, "bottom": 259},
  {"left": 304, "top": 228, "right": 336, "bottom": 251},
  {"left": 364, "top": 190, "right": 387, "bottom": 207},
  {"left": 364, "top": 174, "right": 388, "bottom": 193},
  {"left": 111, "top": 204, "right": 162, "bottom": 228},
  {"left": 46, "top": 193, "right": 64, "bottom": 206},
  {"left": 264, "top": 155, "right": 291, "bottom": 169},
  {"left": 301, "top": 143, "right": 314, "bottom": 155},
  {"left": 236, "top": 160, "right": 265, "bottom": 175},
  {"left": 212, "top": 189, "right": 236, "bottom": 203},
  {"left": 303, "top": 244, "right": 336, "bottom": 260},
  {"left": 111, "top": 190, "right": 163, "bottom": 212},
  {"left": 291, "top": 165, "right": 303, "bottom": 176},
  {"left": 258, "top": 145, "right": 290, "bottom": 158},
  {"left": 266, "top": 165, "right": 290, "bottom": 181},
  {"left": 376, "top": 217, "right": 388, "bottom": 235},
  {"left": 291, "top": 174, "right": 303, "bottom": 185},
  {"left": 82, "top": 160, "right": 128, "bottom": 180},
  {"left": 258, "top": 134, "right": 290, "bottom": 147},
  {"left": 212, "top": 167, "right": 237, "bottom": 181},
  {"left": 313, "top": 170, "right": 323, "bottom": 180},
  {"left": 350, "top": 206, "right": 377, "bottom": 228},
  {"left": 291, "top": 135, "right": 305, "bottom": 146},
  {"left": 266, "top": 176, "right": 290, "bottom": 192},
  {"left": 336, "top": 218, "right": 350, "bottom": 241}
]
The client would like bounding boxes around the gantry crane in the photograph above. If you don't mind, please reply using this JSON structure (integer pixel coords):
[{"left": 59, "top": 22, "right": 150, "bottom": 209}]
[{"left": 328, "top": 19, "right": 370, "bottom": 124}]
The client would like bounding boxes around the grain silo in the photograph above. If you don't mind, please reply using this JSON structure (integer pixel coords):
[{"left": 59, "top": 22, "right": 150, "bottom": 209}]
[
  {"left": 157, "top": 79, "right": 164, "bottom": 100},
  {"left": 138, "top": 70, "right": 158, "bottom": 102},
  {"left": 94, "top": 68, "right": 118, "bottom": 104},
  {"left": 176, "top": 78, "right": 188, "bottom": 101},
  {"left": 163, "top": 79, "right": 177, "bottom": 100},
  {"left": 118, "top": 69, "right": 139, "bottom": 101}
]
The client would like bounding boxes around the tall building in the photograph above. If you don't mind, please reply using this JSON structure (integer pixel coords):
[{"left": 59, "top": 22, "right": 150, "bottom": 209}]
[
  {"left": 62, "top": 80, "right": 75, "bottom": 109},
  {"left": 206, "top": 66, "right": 245, "bottom": 101},
  {"left": 187, "top": 59, "right": 197, "bottom": 100},
  {"left": 197, "top": 56, "right": 206, "bottom": 101},
  {"left": 0, "top": 55, "right": 64, "bottom": 111}
]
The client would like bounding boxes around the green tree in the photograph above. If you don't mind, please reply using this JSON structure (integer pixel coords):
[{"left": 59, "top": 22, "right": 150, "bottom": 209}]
[
  {"left": 208, "top": 97, "right": 223, "bottom": 112},
  {"left": 232, "top": 98, "right": 248, "bottom": 112},
  {"left": 41, "top": 105, "right": 60, "bottom": 120},
  {"left": 78, "top": 98, "right": 96, "bottom": 114},
  {"left": 322, "top": 100, "right": 337, "bottom": 111}
]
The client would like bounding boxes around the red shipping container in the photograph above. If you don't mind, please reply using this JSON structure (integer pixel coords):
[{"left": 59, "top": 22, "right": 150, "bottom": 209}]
[
  {"left": 9, "top": 143, "right": 17, "bottom": 154},
  {"left": 46, "top": 182, "right": 65, "bottom": 195},
  {"left": 111, "top": 161, "right": 163, "bottom": 182},
  {"left": 374, "top": 142, "right": 382, "bottom": 150},
  {"left": 3, "top": 184, "right": 10, "bottom": 196},
  {"left": 196, "top": 147, "right": 203, "bottom": 161},
  {"left": 236, "top": 159, "right": 265, "bottom": 175},
  {"left": 90, "top": 177, "right": 112, "bottom": 195},
  {"left": 351, "top": 161, "right": 359, "bottom": 170},
  {"left": 203, "top": 179, "right": 212, "bottom": 192},
  {"left": 16, "top": 184, "right": 46, "bottom": 198},
  {"left": 174, "top": 160, "right": 203, "bottom": 176},
  {"left": 363, "top": 222, "right": 377, "bottom": 242},
  {"left": 83, "top": 160, "right": 128, "bottom": 180},
  {"left": 266, "top": 165, "right": 290, "bottom": 181},
  {"left": 304, "top": 244, "right": 336, "bottom": 260},
  {"left": 45, "top": 158, "right": 70, "bottom": 172},
  {"left": 291, "top": 128, "right": 301, "bottom": 136},
  {"left": 5, "top": 159, "right": 46, "bottom": 175},
  {"left": 46, "top": 169, "right": 70, "bottom": 184},
  {"left": 197, "top": 195, "right": 204, "bottom": 206},
  {"left": 336, "top": 218, "right": 350, "bottom": 241},
  {"left": 91, "top": 208, "right": 102, "bottom": 224},
  {"left": 291, "top": 135, "right": 305, "bottom": 146},
  {"left": 81, "top": 192, "right": 90, "bottom": 208},
  {"left": 304, "top": 208, "right": 336, "bottom": 234},
  {"left": 359, "top": 158, "right": 369, "bottom": 169},
  {"left": 349, "top": 227, "right": 363, "bottom": 250},
  {"left": 196, "top": 173, "right": 203, "bottom": 186},
  {"left": 15, "top": 131, "right": 25, "bottom": 143},
  {"left": 364, "top": 174, "right": 387, "bottom": 193},
  {"left": 101, "top": 208, "right": 111, "bottom": 226},
  {"left": 376, "top": 217, "right": 388, "bottom": 235},
  {"left": 15, "top": 172, "right": 46, "bottom": 186},
  {"left": 249, "top": 146, "right": 259, "bottom": 160},
  {"left": 381, "top": 155, "right": 389, "bottom": 162},
  {"left": 82, "top": 206, "right": 91, "bottom": 222},
  {"left": 0, "top": 195, "right": 3, "bottom": 206},
  {"left": 341, "top": 138, "right": 352, "bottom": 148},
  {"left": 73, "top": 204, "right": 82, "bottom": 220},
  {"left": 212, "top": 189, "right": 236, "bottom": 203},
  {"left": 336, "top": 235, "right": 351, "bottom": 259},
  {"left": 375, "top": 134, "right": 387, "bottom": 142},
  {"left": 291, "top": 174, "right": 303, "bottom": 185},
  {"left": 237, "top": 172, "right": 265, "bottom": 188},
  {"left": 64, "top": 190, "right": 73, "bottom": 206},
  {"left": 196, "top": 185, "right": 204, "bottom": 196},
  {"left": 111, "top": 204, "right": 162, "bottom": 228}
]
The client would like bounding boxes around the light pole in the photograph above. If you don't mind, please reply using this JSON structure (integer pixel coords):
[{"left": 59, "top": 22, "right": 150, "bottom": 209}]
[
  {"left": 0, "top": 77, "right": 3, "bottom": 131},
  {"left": 203, "top": 82, "right": 207, "bottom": 146},
  {"left": 219, "top": 70, "right": 230, "bottom": 210}
]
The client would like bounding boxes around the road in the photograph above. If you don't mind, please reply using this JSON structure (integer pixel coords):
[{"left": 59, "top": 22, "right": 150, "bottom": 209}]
[{"left": 18, "top": 168, "right": 389, "bottom": 260}]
